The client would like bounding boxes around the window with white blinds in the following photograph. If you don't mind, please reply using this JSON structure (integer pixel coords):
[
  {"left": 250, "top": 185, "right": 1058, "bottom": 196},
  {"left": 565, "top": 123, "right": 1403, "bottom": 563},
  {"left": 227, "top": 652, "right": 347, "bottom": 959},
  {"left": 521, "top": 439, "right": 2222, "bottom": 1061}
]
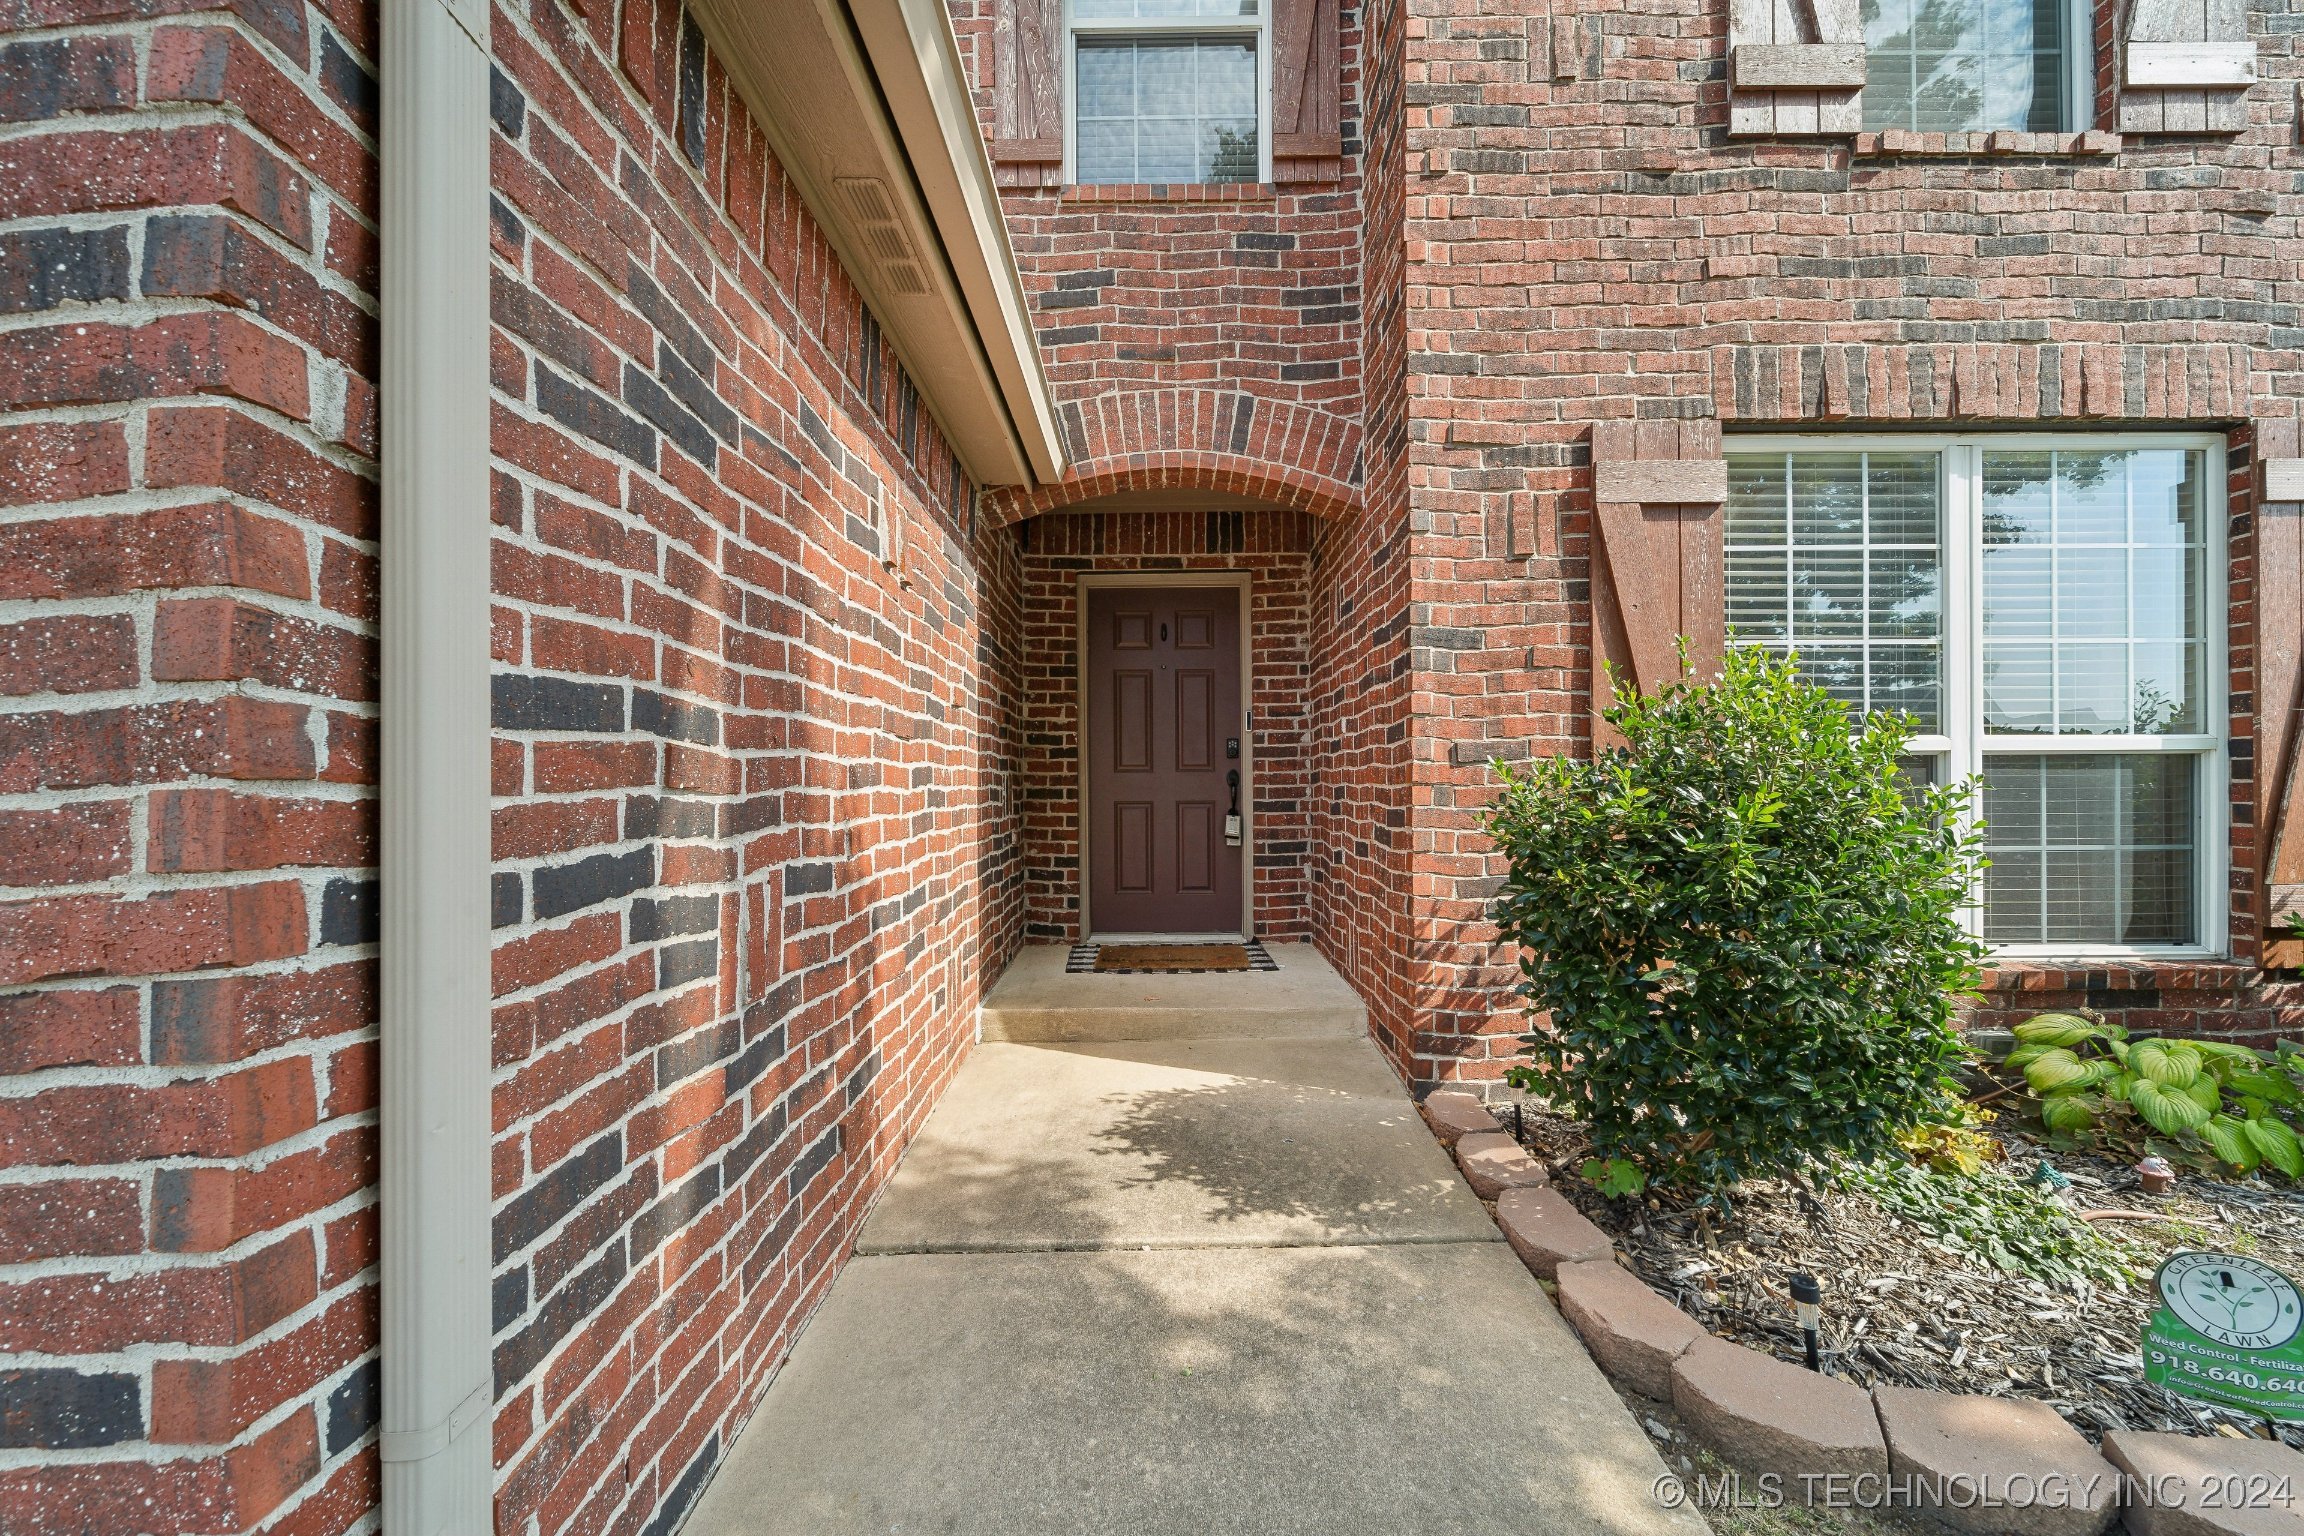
[
  {"left": 1068, "top": 0, "right": 1265, "bottom": 184},
  {"left": 1726, "top": 437, "right": 2226, "bottom": 956},
  {"left": 1859, "top": 0, "right": 2083, "bottom": 132}
]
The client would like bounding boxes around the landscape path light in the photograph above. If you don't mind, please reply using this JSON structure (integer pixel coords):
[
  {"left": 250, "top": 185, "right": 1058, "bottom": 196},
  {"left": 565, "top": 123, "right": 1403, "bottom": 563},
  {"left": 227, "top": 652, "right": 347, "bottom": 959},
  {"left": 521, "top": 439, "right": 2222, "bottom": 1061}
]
[{"left": 1790, "top": 1271, "right": 1822, "bottom": 1371}]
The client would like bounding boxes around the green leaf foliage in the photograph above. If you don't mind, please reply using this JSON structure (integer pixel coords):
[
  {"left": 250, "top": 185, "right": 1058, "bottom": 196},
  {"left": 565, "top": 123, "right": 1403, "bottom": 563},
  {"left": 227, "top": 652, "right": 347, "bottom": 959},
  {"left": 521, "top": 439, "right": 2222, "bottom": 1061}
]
[
  {"left": 2131, "top": 1078, "right": 2212, "bottom": 1136},
  {"left": 2008, "top": 1009, "right": 2304, "bottom": 1180},
  {"left": 1485, "top": 647, "right": 1985, "bottom": 1195},
  {"left": 2012, "top": 1014, "right": 2104, "bottom": 1048},
  {"left": 2248, "top": 1118, "right": 2304, "bottom": 1179},
  {"left": 1842, "top": 1160, "right": 2147, "bottom": 1291},
  {"left": 2204, "top": 1115, "right": 2260, "bottom": 1172}
]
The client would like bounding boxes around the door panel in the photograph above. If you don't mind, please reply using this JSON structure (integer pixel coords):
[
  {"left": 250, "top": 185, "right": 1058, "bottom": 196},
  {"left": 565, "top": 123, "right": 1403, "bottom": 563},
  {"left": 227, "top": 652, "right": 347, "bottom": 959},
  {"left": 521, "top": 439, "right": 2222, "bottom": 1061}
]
[
  {"left": 1114, "top": 801, "right": 1153, "bottom": 892},
  {"left": 1086, "top": 585, "right": 1244, "bottom": 934},
  {"left": 1113, "top": 670, "right": 1152, "bottom": 771},
  {"left": 1177, "top": 803, "right": 1214, "bottom": 892},
  {"left": 1177, "top": 671, "right": 1214, "bottom": 771}
]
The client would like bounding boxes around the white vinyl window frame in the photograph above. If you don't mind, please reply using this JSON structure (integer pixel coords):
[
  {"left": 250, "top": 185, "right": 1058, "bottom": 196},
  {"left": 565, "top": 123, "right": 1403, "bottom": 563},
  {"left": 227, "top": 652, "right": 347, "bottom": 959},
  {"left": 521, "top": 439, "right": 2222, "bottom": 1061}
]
[
  {"left": 1729, "top": 432, "right": 2230, "bottom": 963},
  {"left": 1062, "top": 0, "right": 1271, "bottom": 185}
]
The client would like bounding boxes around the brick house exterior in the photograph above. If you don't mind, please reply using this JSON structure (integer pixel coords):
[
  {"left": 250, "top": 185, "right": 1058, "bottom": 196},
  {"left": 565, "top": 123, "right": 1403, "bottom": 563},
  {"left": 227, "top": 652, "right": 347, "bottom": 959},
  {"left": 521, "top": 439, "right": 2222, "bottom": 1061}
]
[{"left": 0, "top": 0, "right": 2297, "bottom": 1530}]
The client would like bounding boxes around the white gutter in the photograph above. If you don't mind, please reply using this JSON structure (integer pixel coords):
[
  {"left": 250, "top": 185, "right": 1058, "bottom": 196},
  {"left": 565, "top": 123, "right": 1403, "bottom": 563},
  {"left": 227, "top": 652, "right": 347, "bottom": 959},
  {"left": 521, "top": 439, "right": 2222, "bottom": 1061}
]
[
  {"left": 689, "top": 0, "right": 1065, "bottom": 486},
  {"left": 379, "top": 0, "right": 495, "bottom": 1527},
  {"left": 850, "top": 0, "right": 1064, "bottom": 484}
]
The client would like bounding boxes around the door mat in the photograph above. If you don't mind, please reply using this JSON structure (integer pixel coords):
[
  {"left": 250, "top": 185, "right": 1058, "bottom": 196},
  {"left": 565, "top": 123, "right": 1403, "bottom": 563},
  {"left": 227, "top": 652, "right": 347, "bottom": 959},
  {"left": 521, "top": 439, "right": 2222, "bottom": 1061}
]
[{"left": 1067, "top": 941, "right": 1279, "bottom": 975}]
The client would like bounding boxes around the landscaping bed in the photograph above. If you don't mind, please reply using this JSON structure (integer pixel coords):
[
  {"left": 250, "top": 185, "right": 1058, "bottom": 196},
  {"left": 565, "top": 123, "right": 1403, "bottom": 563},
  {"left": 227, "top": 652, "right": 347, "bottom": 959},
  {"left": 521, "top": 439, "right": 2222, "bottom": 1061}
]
[{"left": 1495, "top": 1102, "right": 2304, "bottom": 1451}]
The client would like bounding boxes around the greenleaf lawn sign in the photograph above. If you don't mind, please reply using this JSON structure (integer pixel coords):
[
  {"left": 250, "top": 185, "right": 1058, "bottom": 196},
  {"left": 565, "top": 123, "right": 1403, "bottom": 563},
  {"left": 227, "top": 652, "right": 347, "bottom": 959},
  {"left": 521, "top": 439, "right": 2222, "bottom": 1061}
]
[{"left": 2143, "top": 1252, "right": 2304, "bottom": 1421}]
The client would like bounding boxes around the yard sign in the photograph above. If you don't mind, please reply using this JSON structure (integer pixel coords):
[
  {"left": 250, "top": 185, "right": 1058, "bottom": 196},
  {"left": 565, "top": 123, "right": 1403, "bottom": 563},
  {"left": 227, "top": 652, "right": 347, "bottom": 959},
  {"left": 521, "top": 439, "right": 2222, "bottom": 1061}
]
[{"left": 2143, "top": 1252, "right": 2304, "bottom": 1421}]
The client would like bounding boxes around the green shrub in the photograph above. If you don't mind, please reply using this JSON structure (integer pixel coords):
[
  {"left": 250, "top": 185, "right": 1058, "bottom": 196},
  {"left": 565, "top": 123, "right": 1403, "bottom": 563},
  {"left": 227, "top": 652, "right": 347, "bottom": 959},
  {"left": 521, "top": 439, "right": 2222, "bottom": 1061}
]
[
  {"left": 2008, "top": 1012, "right": 2304, "bottom": 1179},
  {"left": 1484, "top": 646, "right": 1987, "bottom": 1196}
]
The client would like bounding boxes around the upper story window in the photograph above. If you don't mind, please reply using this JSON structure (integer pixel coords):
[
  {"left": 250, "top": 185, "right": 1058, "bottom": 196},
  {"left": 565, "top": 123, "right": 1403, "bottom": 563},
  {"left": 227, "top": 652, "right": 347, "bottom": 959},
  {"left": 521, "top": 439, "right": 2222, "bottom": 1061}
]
[
  {"left": 1860, "top": 0, "right": 2079, "bottom": 130},
  {"left": 1727, "top": 435, "right": 2226, "bottom": 957},
  {"left": 1067, "top": 0, "right": 1266, "bottom": 183}
]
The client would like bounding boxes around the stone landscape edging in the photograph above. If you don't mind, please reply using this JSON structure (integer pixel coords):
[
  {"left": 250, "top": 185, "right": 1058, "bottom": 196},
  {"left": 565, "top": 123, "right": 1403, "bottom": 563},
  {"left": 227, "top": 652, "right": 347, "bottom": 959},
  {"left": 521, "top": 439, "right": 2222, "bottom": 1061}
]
[{"left": 1416, "top": 1090, "right": 2304, "bottom": 1535}]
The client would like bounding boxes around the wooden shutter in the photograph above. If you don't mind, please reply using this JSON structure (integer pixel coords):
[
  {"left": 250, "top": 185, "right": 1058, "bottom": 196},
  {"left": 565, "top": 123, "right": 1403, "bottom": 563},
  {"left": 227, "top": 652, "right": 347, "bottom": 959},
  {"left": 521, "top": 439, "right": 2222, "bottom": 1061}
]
[
  {"left": 991, "top": 0, "right": 1063, "bottom": 187},
  {"left": 2119, "top": 0, "right": 2255, "bottom": 134},
  {"left": 2259, "top": 421, "right": 2304, "bottom": 967},
  {"left": 1270, "top": 0, "right": 1341, "bottom": 181},
  {"left": 1727, "top": 0, "right": 1864, "bottom": 136},
  {"left": 1587, "top": 421, "right": 1728, "bottom": 745}
]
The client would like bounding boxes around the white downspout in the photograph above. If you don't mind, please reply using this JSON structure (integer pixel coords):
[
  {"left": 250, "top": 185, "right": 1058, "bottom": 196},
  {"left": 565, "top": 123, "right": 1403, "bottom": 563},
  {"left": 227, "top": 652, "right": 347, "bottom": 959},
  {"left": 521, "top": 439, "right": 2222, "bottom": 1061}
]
[{"left": 379, "top": 0, "right": 494, "bottom": 1527}]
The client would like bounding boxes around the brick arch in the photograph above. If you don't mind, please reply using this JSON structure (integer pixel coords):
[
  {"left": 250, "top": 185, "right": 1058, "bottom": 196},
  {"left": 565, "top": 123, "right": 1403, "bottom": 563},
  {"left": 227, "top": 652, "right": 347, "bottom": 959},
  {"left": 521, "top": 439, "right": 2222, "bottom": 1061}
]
[{"left": 984, "top": 390, "right": 1362, "bottom": 525}]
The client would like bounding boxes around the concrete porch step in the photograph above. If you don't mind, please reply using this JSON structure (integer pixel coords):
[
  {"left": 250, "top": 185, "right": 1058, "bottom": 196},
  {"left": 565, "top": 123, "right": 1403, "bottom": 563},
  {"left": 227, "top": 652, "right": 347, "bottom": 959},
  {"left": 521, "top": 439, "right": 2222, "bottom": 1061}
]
[
  {"left": 854, "top": 1036, "right": 1497, "bottom": 1254},
  {"left": 979, "top": 941, "right": 1367, "bottom": 1042}
]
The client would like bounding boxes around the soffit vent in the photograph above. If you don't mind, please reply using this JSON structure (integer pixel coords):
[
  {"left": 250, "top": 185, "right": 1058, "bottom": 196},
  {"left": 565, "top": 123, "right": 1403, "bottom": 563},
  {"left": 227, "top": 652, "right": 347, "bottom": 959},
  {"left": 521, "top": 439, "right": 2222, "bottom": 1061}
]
[{"left": 835, "top": 176, "right": 929, "bottom": 295}]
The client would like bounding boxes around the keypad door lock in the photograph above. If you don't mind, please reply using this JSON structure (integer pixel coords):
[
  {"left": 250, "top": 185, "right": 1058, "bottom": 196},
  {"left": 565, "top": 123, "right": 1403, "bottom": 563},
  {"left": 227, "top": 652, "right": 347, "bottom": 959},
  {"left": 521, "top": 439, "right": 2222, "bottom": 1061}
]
[{"left": 1226, "top": 737, "right": 1240, "bottom": 760}]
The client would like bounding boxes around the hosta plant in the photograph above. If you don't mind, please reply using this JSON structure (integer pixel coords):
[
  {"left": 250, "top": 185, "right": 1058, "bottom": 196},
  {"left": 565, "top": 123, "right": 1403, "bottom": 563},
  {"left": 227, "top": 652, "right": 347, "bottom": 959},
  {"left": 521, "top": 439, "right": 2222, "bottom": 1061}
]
[
  {"left": 1485, "top": 645, "right": 1986, "bottom": 1198},
  {"left": 2008, "top": 1012, "right": 2304, "bottom": 1179}
]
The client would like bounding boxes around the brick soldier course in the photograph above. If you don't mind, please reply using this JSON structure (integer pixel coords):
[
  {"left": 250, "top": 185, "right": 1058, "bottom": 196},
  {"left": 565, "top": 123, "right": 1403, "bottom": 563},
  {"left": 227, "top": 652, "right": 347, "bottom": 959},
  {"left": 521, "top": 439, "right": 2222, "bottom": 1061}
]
[{"left": 0, "top": 0, "right": 2299, "bottom": 1526}]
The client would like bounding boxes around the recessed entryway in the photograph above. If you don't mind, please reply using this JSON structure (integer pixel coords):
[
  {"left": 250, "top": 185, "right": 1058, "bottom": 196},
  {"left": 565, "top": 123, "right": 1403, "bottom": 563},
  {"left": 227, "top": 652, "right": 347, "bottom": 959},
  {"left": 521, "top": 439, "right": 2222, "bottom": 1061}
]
[{"left": 1079, "top": 576, "right": 1252, "bottom": 939}]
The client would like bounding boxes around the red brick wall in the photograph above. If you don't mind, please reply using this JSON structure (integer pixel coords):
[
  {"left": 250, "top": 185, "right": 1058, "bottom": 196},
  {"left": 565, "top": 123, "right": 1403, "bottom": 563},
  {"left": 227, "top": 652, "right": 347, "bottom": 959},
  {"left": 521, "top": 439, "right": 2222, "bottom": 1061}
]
[
  {"left": 1398, "top": 0, "right": 2304, "bottom": 1075},
  {"left": 1313, "top": 0, "right": 1417, "bottom": 1074},
  {"left": 1015, "top": 510, "right": 1313, "bottom": 941},
  {"left": 945, "top": 0, "right": 1369, "bottom": 521},
  {"left": 484, "top": 6, "right": 1023, "bottom": 1536},
  {"left": 0, "top": 2, "right": 385, "bottom": 1530},
  {"left": 0, "top": 3, "right": 1026, "bottom": 1535}
]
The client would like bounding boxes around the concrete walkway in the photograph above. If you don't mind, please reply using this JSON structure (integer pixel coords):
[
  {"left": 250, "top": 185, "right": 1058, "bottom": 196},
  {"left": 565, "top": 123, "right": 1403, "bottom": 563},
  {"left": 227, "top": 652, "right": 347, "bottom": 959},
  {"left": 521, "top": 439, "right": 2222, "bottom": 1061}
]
[{"left": 685, "top": 944, "right": 1706, "bottom": 1536}]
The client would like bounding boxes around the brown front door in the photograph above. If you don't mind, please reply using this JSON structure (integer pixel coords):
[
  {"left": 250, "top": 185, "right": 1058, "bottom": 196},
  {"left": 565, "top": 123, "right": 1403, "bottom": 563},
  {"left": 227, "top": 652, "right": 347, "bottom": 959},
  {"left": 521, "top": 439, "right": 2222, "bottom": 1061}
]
[{"left": 1084, "top": 585, "right": 1245, "bottom": 935}]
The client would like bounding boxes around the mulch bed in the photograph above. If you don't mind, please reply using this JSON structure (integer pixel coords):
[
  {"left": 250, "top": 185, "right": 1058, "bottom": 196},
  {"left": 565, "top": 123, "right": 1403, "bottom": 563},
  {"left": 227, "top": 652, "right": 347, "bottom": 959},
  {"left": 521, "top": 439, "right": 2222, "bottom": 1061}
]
[{"left": 1495, "top": 1104, "right": 2304, "bottom": 1450}]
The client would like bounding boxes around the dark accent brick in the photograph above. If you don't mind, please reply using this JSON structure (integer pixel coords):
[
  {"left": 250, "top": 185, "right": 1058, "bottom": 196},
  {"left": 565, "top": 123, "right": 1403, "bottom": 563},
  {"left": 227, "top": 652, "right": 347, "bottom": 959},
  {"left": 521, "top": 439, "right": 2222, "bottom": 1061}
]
[
  {"left": 785, "top": 861, "right": 836, "bottom": 895},
  {"left": 0, "top": 1368, "right": 140, "bottom": 1449},
  {"left": 629, "top": 893, "right": 716, "bottom": 941},
  {"left": 630, "top": 690, "right": 719, "bottom": 746},
  {"left": 787, "top": 1125, "right": 842, "bottom": 1198},
  {"left": 621, "top": 363, "right": 717, "bottom": 469},
  {"left": 493, "top": 1133, "right": 621, "bottom": 1264},
  {"left": 657, "top": 937, "right": 717, "bottom": 989},
  {"left": 654, "top": 341, "right": 737, "bottom": 444},
  {"left": 319, "top": 878, "right": 378, "bottom": 946},
  {"left": 493, "top": 871, "right": 523, "bottom": 928},
  {"left": 491, "top": 1265, "right": 529, "bottom": 1335},
  {"left": 493, "top": 1240, "right": 625, "bottom": 1391},
  {"left": 535, "top": 365, "right": 656, "bottom": 471},
  {"left": 0, "top": 225, "right": 131, "bottom": 314},
  {"left": 531, "top": 847, "right": 652, "bottom": 921},
  {"left": 488, "top": 63, "right": 524, "bottom": 138},
  {"left": 844, "top": 1048, "right": 880, "bottom": 1104},
  {"left": 489, "top": 195, "right": 523, "bottom": 252},
  {"left": 676, "top": 13, "right": 707, "bottom": 167},
  {"left": 726, "top": 1022, "right": 785, "bottom": 1093},
  {"left": 319, "top": 32, "right": 377, "bottom": 131},
  {"left": 0, "top": 37, "right": 136, "bottom": 123},
  {"left": 492, "top": 674, "right": 626, "bottom": 733},
  {"left": 656, "top": 1019, "right": 738, "bottom": 1088},
  {"left": 324, "top": 1359, "right": 378, "bottom": 1455},
  {"left": 624, "top": 261, "right": 714, "bottom": 381},
  {"left": 631, "top": 1165, "right": 720, "bottom": 1259},
  {"left": 641, "top": 1433, "right": 719, "bottom": 1536},
  {"left": 720, "top": 796, "right": 779, "bottom": 837},
  {"left": 720, "top": 1096, "right": 786, "bottom": 1184},
  {"left": 624, "top": 795, "right": 716, "bottom": 840}
]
